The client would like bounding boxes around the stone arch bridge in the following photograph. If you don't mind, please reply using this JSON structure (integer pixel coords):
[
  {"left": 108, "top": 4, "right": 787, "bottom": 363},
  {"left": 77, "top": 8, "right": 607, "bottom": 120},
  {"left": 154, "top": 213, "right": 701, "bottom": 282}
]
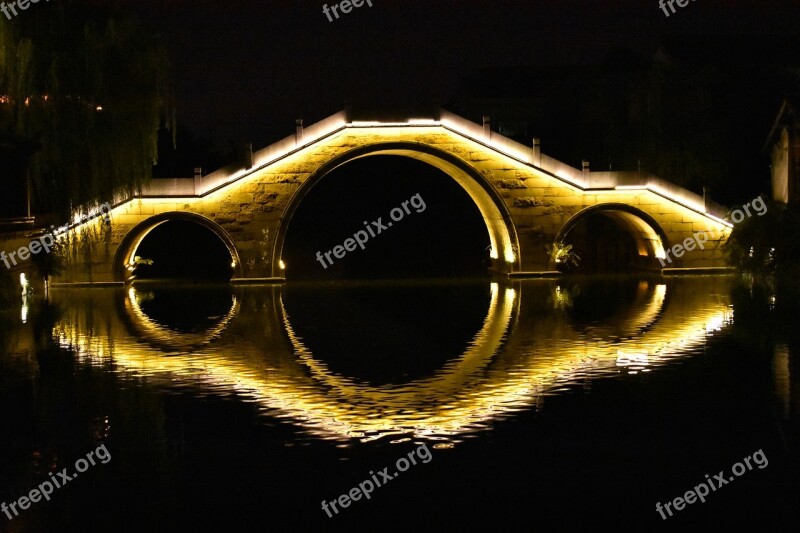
[{"left": 33, "top": 109, "right": 733, "bottom": 284}]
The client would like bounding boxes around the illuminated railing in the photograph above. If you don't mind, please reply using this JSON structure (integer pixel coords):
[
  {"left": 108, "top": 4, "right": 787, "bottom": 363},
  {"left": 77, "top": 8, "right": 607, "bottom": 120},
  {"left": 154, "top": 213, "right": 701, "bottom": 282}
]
[{"left": 103, "top": 108, "right": 729, "bottom": 227}]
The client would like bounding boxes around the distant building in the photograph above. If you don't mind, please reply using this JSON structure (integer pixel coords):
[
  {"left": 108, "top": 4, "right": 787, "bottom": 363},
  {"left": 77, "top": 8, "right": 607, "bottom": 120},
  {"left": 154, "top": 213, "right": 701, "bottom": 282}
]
[{"left": 764, "top": 98, "right": 800, "bottom": 204}]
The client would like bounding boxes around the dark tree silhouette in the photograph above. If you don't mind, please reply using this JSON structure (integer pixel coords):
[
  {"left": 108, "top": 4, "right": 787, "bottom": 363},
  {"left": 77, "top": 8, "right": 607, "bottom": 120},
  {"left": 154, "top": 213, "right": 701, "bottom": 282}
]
[{"left": 0, "top": 0, "right": 174, "bottom": 219}]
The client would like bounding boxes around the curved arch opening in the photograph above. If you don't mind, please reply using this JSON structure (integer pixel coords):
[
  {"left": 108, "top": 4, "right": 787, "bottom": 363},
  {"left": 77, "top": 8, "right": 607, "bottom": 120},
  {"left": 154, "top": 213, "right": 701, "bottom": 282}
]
[
  {"left": 280, "top": 153, "right": 506, "bottom": 280},
  {"left": 554, "top": 204, "right": 668, "bottom": 273},
  {"left": 114, "top": 213, "right": 242, "bottom": 283}
]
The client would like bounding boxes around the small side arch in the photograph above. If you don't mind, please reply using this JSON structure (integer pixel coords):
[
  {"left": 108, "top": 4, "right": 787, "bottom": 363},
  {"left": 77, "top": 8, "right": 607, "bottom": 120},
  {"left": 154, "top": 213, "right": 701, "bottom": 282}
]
[
  {"left": 553, "top": 203, "right": 669, "bottom": 270},
  {"left": 112, "top": 212, "right": 243, "bottom": 282}
]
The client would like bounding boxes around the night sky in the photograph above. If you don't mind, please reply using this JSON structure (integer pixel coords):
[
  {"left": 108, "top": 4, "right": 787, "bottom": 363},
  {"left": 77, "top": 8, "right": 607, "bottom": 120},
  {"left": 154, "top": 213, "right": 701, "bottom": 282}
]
[
  {"left": 122, "top": 0, "right": 800, "bottom": 150},
  {"left": 114, "top": 0, "right": 800, "bottom": 279}
]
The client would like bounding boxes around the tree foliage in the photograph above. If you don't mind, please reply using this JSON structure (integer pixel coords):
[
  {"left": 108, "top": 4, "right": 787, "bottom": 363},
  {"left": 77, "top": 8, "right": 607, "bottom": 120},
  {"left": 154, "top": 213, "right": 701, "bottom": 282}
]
[
  {"left": 0, "top": 0, "right": 174, "bottom": 219},
  {"left": 601, "top": 44, "right": 800, "bottom": 204},
  {"left": 546, "top": 241, "right": 580, "bottom": 270},
  {"left": 725, "top": 200, "right": 800, "bottom": 286}
]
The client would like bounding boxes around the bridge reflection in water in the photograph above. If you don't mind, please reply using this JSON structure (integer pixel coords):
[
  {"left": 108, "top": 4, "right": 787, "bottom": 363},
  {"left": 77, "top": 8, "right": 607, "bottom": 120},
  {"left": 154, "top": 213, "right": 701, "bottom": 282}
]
[{"left": 51, "top": 277, "right": 733, "bottom": 444}]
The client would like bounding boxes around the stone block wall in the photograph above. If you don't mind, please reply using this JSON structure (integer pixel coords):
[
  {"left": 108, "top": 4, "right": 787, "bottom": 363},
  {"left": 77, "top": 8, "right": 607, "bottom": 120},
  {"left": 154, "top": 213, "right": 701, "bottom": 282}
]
[{"left": 2, "top": 121, "right": 731, "bottom": 284}]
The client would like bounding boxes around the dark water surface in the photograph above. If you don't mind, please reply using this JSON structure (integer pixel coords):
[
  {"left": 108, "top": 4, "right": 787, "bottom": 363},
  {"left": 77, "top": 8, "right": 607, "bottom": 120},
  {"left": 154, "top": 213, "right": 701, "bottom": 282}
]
[{"left": 0, "top": 276, "right": 798, "bottom": 531}]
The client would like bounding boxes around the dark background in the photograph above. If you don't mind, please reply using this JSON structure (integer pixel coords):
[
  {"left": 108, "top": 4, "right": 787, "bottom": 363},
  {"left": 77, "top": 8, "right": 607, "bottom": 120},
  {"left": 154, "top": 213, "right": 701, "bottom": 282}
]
[
  {"left": 112, "top": 0, "right": 800, "bottom": 279},
  {"left": 125, "top": 0, "right": 800, "bottom": 203}
]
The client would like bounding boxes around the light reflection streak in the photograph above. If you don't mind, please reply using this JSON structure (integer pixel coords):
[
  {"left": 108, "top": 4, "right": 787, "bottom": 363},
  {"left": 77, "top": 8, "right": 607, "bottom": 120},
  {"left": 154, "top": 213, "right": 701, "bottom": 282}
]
[
  {"left": 123, "top": 287, "right": 240, "bottom": 352},
  {"left": 51, "top": 279, "right": 733, "bottom": 443}
]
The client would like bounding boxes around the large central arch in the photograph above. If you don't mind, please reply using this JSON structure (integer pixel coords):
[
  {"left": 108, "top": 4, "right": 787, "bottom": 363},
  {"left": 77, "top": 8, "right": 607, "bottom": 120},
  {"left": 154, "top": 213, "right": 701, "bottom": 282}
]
[{"left": 271, "top": 142, "right": 521, "bottom": 277}]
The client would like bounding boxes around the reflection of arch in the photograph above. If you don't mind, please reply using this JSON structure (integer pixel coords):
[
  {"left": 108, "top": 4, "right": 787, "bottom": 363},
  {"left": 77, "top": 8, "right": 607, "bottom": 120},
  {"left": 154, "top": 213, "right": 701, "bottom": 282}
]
[
  {"left": 52, "top": 278, "right": 733, "bottom": 443},
  {"left": 553, "top": 204, "right": 669, "bottom": 269},
  {"left": 271, "top": 143, "right": 521, "bottom": 277},
  {"left": 121, "top": 286, "right": 240, "bottom": 353},
  {"left": 113, "top": 212, "right": 243, "bottom": 282},
  {"left": 281, "top": 282, "right": 517, "bottom": 411},
  {"left": 562, "top": 280, "right": 668, "bottom": 340}
]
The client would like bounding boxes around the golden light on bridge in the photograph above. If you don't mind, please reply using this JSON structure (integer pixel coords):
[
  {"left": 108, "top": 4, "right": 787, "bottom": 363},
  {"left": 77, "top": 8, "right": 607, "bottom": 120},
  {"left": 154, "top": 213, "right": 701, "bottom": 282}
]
[{"left": 56, "top": 110, "right": 735, "bottom": 284}]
